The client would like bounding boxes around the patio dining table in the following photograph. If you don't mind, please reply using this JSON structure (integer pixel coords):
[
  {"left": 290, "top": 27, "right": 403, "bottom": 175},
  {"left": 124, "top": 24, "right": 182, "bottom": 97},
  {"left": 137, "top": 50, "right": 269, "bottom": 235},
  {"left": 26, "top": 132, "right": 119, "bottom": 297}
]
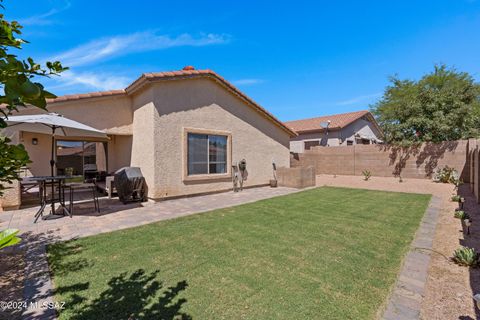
[{"left": 29, "top": 175, "right": 82, "bottom": 223}]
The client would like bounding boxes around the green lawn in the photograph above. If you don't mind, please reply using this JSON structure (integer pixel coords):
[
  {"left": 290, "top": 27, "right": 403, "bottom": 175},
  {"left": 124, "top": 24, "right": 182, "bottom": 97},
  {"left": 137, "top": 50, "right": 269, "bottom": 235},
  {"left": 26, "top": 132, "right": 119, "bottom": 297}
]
[{"left": 47, "top": 187, "right": 431, "bottom": 320}]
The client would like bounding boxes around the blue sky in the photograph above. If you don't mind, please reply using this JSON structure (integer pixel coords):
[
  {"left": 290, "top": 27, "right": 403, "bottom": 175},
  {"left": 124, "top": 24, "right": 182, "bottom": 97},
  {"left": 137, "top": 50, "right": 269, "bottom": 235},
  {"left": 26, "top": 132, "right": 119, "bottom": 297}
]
[{"left": 8, "top": 0, "right": 480, "bottom": 121}]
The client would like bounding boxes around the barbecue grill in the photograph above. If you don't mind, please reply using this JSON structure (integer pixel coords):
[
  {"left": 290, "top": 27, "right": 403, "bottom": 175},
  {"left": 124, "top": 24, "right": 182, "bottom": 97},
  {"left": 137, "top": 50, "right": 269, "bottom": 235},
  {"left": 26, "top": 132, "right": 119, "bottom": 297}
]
[{"left": 114, "top": 167, "right": 148, "bottom": 204}]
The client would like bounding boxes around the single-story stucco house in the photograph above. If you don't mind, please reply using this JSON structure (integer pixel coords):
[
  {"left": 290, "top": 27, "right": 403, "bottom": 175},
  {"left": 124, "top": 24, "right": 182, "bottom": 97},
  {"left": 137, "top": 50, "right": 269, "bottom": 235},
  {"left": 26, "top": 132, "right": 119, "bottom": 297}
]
[
  {"left": 284, "top": 110, "right": 383, "bottom": 153},
  {"left": 4, "top": 67, "right": 296, "bottom": 201}
]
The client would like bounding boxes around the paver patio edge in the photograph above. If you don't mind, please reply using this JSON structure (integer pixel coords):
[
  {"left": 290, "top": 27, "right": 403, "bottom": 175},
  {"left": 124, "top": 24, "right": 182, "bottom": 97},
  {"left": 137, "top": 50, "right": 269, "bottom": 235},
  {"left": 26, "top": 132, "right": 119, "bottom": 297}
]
[
  {"left": 382, "top": 195, "right": 442, "bottom": 320},
  {"left": 22, "top": 239, "right": 57, "bottom": 320}
]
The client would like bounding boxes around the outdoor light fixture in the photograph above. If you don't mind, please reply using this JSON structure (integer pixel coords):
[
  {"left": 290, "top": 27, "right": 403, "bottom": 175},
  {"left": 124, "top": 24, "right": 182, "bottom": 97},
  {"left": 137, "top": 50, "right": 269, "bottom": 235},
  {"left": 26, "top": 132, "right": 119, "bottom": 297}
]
[{"left": 31, "top": 138, "right": 38, "bottom": 145}]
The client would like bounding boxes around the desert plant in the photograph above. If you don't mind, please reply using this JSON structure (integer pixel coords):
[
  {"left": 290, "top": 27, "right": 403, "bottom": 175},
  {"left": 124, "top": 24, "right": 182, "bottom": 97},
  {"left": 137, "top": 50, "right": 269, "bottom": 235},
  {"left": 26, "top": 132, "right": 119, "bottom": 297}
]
[
  {"left": 451, "top": 195, "right": 461, "bottom": 202},
  {"left": 0, "top": 229, "right": 21, "bottom": 250},
  {"left": 433, "top": 166, "right": 459, "bottom": 184},
  {"left": 454, "top": 210, "right": 470, "bottom": 220},
  {"left": 453, "top": 247, "right": 479, "bottom": 267},
  {"left": 362, "top": 170, "right": 371, "bottom": 181},
  {"left": 454, "top": 179, "right": 463, "bottom": 188}
]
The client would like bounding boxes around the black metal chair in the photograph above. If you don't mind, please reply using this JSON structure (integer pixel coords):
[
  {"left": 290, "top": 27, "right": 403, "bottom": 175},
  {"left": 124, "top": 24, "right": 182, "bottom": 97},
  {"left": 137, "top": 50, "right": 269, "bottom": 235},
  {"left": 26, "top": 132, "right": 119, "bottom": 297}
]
[{"left": 64, "top": 181, "right": 100, "bottom": 214}]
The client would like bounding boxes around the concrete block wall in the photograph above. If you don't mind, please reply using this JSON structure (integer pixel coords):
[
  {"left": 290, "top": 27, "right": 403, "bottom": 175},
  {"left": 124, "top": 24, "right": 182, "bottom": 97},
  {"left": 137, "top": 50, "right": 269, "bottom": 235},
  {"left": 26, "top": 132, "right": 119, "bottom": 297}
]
[
  {"left": 291, "top": 140, "right": 470, "bottom": 182},
  {"left": 277, "top": 166, "right": 316, "bottom": 189}
]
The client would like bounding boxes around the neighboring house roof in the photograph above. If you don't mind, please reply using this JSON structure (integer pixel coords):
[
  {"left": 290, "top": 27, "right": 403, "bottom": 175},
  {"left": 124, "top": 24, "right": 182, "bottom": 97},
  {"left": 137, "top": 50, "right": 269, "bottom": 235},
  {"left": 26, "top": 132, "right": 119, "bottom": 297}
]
[
  {"left": 45, "top": 67, "right": 297, "bottom": 137},
  {"left": 284, "top": 110, "right": 381, "bottom": 135}
]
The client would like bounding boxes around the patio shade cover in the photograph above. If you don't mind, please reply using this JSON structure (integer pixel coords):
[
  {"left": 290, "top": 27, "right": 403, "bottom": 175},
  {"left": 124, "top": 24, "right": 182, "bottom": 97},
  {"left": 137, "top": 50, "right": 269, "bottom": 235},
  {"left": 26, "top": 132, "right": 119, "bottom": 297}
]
[
  {"left": 3, "top": 113, "right": 108, "bottom": 176},
  {"left": 4, "top": 113, "right": 108, "bottom": 138}
]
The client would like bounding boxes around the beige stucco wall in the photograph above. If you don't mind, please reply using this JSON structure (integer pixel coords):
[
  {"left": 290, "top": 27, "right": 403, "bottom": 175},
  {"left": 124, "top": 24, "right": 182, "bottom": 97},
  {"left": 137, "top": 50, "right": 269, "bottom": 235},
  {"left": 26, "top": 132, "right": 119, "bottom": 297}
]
[
  {"left": 10, "top": 95, "right": 133, "bottom": 135},
  {"left": 290, "top": 131, "right": 342, "bottom": 152},
  {"left": 342, "top": 118, "right": 382, "bottom": 143},
  {"left": 108, "top": 135, "right": 133, "bottom": 172},
  {"left": 136, "top": 78, "right": 291, "bottom": 199},
  {"left": 130, "top": 86, "right": 158, "bottom": 196},
  {"left": 4, "top": 77, "right": 291, "bottom": 201},
  {"left": 22, "top": 132, "right": 54, "bottom": 176}
]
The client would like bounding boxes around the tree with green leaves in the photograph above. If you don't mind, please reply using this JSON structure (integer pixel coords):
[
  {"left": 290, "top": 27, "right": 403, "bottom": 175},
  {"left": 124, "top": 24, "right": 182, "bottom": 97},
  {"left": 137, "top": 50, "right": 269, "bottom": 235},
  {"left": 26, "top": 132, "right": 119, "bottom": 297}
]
[
  {"left": 0, "top": 2, "right": 67, "bottom": 196},
  {"left": 371, "top": 65, "right": 480, "bottom": 145},
  {"left": 0, "top": 228, "right": 20, "bottom": 249}
]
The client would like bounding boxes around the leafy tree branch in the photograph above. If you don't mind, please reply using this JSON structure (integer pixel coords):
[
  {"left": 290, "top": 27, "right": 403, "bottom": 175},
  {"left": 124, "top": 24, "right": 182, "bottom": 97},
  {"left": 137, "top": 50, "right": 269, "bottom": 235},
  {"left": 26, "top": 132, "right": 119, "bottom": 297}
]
[{"left": 0, "top": 1, "right": 67, "bottom": 195}]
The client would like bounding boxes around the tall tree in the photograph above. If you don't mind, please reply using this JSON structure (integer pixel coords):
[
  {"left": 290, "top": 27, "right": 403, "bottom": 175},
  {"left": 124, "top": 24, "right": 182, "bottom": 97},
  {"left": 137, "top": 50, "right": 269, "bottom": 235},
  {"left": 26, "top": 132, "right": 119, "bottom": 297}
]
[
  {"left": 371, "top": 65, "right": 480, "bottom": 145},
  {"left": 0, "top": 1, "right": 67, "bottom": 195}
]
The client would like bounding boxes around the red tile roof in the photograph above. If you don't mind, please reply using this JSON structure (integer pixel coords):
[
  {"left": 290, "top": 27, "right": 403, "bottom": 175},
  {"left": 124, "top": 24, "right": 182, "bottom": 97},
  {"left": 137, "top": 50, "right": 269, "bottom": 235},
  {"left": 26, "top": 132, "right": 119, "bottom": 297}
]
[
  {"left": 45, "top": 69, "right": 296, "bottom": 137},
  {"left": 47, "top": 89, "right": 126, "bottom": 103},
  {"left": 284, "top": 110, "right": 375, "bottom": 133}
]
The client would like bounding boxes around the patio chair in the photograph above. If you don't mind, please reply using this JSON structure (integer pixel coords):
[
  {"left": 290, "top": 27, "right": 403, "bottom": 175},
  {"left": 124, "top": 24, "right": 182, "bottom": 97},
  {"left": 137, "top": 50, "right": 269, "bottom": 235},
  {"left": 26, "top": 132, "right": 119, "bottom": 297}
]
[{"left": 64, "top": 181, "right": 100, "bottom": 214}]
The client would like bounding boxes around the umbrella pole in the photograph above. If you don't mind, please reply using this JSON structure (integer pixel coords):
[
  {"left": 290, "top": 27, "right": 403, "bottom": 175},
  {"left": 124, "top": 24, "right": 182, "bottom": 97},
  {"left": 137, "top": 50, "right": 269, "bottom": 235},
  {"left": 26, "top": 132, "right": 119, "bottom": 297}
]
[
  {"left": 50, "top": 126, "right": 56, "bottom": 214},
  {"left": 50, "top": 128, "right": 55, "bottom": 176}
]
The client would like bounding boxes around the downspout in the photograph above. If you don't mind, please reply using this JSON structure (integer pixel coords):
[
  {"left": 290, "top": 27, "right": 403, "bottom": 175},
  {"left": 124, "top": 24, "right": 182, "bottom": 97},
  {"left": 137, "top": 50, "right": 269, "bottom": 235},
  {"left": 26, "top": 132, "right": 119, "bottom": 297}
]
[{"left": 353, "top": 131, "right": 356, "bottom": 175}]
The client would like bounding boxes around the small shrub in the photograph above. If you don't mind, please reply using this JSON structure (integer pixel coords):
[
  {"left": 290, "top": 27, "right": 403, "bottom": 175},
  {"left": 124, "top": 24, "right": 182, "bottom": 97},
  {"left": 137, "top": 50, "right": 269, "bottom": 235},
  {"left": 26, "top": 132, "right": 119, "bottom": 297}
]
[
  {"left": 433, "top": 166, "right": 459, "bottom": 184},
  {"left": 454, "top": 210, "right": 470, "bottom": 220},
  {"left": 453, "top": 247, "right": 479, "bottom": 267},
  {"left": 362, "top": 170, "right": 371, "bottom": 181},
  {"left": 455, "top": 179, "right": 463, "bottom": 189},
  {"left": 451, "top": 195, "right": 461, "bottom": 202}
]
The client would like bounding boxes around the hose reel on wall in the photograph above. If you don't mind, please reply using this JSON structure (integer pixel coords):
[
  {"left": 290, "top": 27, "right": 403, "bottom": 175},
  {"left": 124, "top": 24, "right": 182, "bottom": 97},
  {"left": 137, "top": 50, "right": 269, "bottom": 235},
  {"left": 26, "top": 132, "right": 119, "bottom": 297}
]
[{"left": 233, "top": 159, "right": 248, "bottom": 192}]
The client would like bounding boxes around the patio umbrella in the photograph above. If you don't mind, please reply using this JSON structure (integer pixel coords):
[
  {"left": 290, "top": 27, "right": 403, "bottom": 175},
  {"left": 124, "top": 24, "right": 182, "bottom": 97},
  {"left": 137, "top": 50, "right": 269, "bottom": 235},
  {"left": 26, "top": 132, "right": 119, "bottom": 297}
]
[{"left": 3, "top": 113, "right": 108, "bottom": 176}]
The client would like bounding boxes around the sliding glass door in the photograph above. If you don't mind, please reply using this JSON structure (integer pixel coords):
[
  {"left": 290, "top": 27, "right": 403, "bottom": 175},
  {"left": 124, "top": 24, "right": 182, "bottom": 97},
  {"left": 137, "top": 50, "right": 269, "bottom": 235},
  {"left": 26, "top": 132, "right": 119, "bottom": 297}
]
[{"left": 56, "top": 140, "right": 108, "bottom": 180}]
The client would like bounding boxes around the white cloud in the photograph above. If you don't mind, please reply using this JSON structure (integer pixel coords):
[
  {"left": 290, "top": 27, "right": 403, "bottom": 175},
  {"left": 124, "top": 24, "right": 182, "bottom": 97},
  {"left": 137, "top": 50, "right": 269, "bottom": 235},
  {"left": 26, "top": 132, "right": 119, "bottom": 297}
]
[
  {"left": 50, "top": 31, "right": 231, "bottom": 67},
  {"left": 336, "top": 92, "right": 382, "bottom": 106},
  {"left": 231, "top": 78, "right": 265, "bottom": 86},
  {"left": 44, "top": 30, "right": 231, "bottom": 92},
  {"left": 48, "top": 71, "right": 131, "bottom": 91},
  {"left": 18, "top": 1, "right": 71, "bottom": 26}
]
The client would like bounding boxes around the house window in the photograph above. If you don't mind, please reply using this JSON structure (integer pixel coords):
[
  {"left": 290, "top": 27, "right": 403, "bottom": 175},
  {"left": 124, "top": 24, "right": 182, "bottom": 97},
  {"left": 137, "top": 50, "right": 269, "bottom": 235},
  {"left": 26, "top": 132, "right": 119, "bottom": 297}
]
[
  {"left": 356, "top": 138, "right": 370, "bottom": 145},
  {"left": 304, "top": 140, "right": 320, "bottom": 150},
  {"left": 187, "top": 133, "right": 227, "bottom": 175},
  {"left": 346, "top": 140, "right": 353, "bottom": 146}
]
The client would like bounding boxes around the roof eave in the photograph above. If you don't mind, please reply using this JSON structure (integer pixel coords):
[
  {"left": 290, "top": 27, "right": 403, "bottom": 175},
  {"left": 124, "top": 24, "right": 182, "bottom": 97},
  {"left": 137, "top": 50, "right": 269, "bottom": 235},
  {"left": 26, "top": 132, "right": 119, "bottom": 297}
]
[
  {"left": 47, "top": 90, "right": 127, "bottom": 104},
  {"left": 294, "top": 127, "right": 342, "bottom": 135}
]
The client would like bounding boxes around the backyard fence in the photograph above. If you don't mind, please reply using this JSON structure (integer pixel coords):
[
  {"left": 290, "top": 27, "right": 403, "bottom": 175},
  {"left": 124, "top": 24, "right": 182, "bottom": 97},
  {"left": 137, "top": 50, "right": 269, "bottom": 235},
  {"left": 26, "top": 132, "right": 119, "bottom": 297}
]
[
  {"left": 291, "top": 138, "right": 480, "bottom": 203},
  {"left": 291, "top": 139, "right": 470, "bottom": 181}
]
